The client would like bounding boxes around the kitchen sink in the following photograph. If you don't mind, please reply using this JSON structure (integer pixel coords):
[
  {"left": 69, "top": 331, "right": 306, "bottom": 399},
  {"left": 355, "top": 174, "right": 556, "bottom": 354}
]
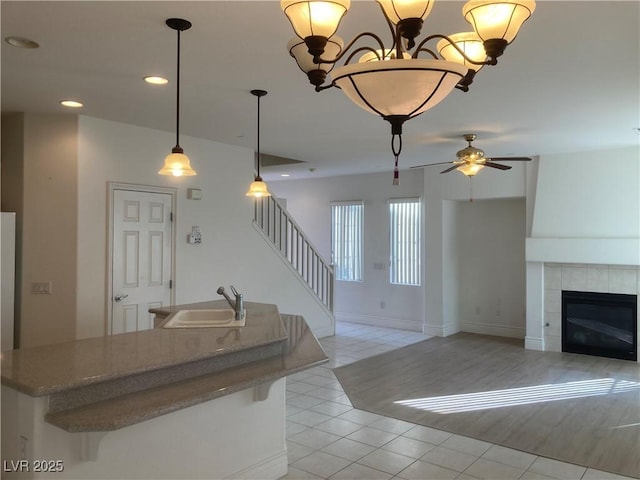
[{"left": 161, "top": 309, "right": 246, "bottom": 328}]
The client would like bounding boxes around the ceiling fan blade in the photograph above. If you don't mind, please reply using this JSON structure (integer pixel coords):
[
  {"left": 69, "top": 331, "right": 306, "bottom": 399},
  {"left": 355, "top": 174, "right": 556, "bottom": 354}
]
[
  {"left": 440, "top": 165, "right": 459, "bottom": 174},
  {"left": 410, "top": 161, "right": 456, "bottom": 168},
  {"left": 484, "top": 161, "right": 512, "bottom": 171},
  {"left": 487, "top": 157, "right": 532, "bottom": 162}
]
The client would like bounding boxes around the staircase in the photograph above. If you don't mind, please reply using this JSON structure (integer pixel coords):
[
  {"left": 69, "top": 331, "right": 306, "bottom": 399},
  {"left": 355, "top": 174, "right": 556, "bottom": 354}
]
[{"left": 253, "top": 196, "right": 334, "bottom": 315}]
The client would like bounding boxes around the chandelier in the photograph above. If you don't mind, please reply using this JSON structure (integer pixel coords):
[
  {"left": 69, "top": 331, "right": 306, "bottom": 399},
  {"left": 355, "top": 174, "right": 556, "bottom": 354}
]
[{"left": 281, "top": 0, "right": 536, "bottom": 183}]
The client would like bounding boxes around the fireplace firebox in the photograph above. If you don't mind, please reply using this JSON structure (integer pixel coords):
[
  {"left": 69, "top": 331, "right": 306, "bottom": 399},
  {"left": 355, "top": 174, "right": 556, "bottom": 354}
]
[{"left": 562, "top": 290, "right": 637, "bottom": 361}]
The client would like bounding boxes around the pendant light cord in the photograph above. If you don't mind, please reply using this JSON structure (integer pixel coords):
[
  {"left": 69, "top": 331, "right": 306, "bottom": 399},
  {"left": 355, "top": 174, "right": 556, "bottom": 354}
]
[
  {"left": 251, "top": 89, "right": 268, "bottom": 180},
  {"left": 175, "top": 28, "right": 181, "bottom": 149},
  {"left": 256, "top": 93, "right": 261, "bottom": 179}
]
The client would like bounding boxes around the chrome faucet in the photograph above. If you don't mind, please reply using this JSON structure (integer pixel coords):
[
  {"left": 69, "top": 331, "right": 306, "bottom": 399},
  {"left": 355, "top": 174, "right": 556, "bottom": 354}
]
[{"left": 217, "top": 286, "right": 245, "bottom": 320}]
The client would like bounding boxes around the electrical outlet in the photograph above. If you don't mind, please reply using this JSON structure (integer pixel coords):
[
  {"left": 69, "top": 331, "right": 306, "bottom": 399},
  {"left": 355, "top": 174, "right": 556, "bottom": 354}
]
[{"left": 31, "top": 281, "right": 52, "bottom": 295}]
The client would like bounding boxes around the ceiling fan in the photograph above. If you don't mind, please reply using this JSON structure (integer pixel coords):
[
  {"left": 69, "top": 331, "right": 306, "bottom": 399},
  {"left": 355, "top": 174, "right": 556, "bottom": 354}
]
[{"left": 412, "top": 134, "right": 531, "bottom": 176}]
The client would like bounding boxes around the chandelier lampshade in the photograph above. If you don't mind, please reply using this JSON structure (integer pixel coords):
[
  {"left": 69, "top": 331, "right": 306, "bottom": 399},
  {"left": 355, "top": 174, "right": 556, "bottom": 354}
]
[
  {"left": 331, "top": 59, "right": 467, "bottom": 119},
  {"left": 281, "top": 0, "right": 350, "bottom": 40},
  {"left": 376, "top": 0, "right": 434, "bottom": 23},
  {"left": 358, "top": 48, "right": 411, "bottom": 62},
  {"left": 437, "top": 32, "right": 487, "bottom": 72},
  {"left": 376, "top": 0, "right": 434, "bottom": 47},
  {"left": 463, "top": 0, "right": 536, "bottom": 57},
  {"left": 288, "top": 36, "right": 343, "bottom": 87}
]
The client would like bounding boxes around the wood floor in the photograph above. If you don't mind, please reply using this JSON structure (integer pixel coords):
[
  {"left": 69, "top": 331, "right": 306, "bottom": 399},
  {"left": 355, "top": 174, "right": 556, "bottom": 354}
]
[{"left": 334, "top": 333, "right": 640, "bottom": 479}]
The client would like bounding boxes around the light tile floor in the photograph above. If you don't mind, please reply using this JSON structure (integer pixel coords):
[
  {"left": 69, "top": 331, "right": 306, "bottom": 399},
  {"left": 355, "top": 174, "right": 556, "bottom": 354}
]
[{"left": 282, "top": 322, "right": 635, "bottom": 480}]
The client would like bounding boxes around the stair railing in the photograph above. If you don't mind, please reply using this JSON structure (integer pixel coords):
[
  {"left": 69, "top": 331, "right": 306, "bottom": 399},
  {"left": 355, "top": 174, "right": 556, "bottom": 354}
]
[{"left": 253, "top": 196, "right": 334, "bottom": 313}]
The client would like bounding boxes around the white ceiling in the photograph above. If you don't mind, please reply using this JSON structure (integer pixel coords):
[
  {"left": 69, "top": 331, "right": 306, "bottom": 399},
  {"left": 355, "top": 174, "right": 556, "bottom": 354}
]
[{"left": 2, "top": 1, "right": 639, "bottom": 181}]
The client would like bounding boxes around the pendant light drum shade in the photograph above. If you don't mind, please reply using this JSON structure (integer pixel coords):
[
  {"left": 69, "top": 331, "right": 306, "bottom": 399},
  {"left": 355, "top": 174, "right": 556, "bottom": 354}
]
[{"left": 331, "top": 59, "right": 467, "bottom": 118}]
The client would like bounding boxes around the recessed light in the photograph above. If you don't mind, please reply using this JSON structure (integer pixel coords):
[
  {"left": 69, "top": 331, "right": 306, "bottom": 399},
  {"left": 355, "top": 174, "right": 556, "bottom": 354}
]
[
  {"left": 5, "top": 36, "right": 39, "bottom": 49},
  {"left": 280, "top": 173, "right": 290, "bottom": 177},
  {"left": 144, "top": 76, "right": 168, "bottom": 85},
  {"left": 60, "top": 100, "right": 83, "bottom": 108}
]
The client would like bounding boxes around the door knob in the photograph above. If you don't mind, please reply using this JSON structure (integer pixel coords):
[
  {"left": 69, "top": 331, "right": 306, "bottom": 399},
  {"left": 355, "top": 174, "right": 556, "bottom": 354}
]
[{"left": 114, "top": 294, "right": 129, "bottom": 302}]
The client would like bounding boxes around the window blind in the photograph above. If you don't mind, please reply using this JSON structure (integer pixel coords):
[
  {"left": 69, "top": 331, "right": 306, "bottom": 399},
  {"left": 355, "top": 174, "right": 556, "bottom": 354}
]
[
  {"left": 331, "top": 201, "right": 363, "bottom": 282},
  {"left": 389, "top": 198, "right": 421, "bottom": 286}
]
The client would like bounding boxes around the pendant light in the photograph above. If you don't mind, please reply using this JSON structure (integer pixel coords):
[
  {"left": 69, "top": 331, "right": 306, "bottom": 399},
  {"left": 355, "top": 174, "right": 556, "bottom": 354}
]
[
  {"left": 158, "top": 18, "right": 197, "bottom": 177},
  {"left": 245, "top": 89, "right": 271, "bottom": 197}
]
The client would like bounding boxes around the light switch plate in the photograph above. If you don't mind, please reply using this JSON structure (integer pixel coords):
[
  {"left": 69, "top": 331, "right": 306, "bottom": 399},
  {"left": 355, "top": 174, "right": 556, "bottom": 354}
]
[
  {"left": 31, "top": 281, "right": 52, "bottom": 295},
  {"left": 187, "top": 188, "right": 202, "bottom": 200}
]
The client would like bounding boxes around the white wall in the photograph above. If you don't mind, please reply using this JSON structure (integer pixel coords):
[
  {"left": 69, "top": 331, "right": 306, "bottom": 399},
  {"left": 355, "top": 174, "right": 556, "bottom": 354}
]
[
  {"left": 425, "top": 163, "right": 527, "bottom": 337},
  {"left": 1, "top": 114, "right": 78, "bottom": 348},
  {"left": 270, "top": 170, "right": 425, "bottom": 331},
  {"left": 456, "top": 198, "right": 526, "bottom": 338},
  {"left": 273, "top": 165, "right": 528, "bottom": 337},
  {"left": 527, "top": 147, "right": 640, "bottom": 265},
  {"left": 532, "top": 148, "right": 639, "bottom": 238},
  {"left": 3, "top": 112, "right": 335, "bottom": 347}
]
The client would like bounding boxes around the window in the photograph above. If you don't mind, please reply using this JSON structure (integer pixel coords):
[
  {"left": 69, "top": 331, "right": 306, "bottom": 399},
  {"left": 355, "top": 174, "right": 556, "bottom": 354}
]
[
  {"left": 331, "top": 201, "right": 363, "bottom": 281},
  {"left": 389, "top": 198, "right": 421, "bottom": 286}
]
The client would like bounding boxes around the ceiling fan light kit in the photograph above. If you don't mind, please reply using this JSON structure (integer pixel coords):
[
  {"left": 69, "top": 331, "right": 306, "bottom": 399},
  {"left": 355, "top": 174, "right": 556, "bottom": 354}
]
[
  {"left": 281, "top": 0, "right": 536, "bottom": 183},
  {"left": 411, "top": 133, "right": 532, "bottom": 178}
]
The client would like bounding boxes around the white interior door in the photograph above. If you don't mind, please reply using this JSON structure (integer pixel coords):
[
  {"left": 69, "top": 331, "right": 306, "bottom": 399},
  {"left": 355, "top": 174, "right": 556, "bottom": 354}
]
[{"left": 111, "top": 189, "right": 173, "bottom": 334}]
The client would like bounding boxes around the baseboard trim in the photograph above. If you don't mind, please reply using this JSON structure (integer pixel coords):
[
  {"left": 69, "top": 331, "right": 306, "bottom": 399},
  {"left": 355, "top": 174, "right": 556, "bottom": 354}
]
[
  {"left": 315, "top": 323, "right": 336, "bottom": 339},
  {"left": 226, "top": 449, "right": 288, "bottom": 480},
  {"left": 335, "top": 312, "right": 422, "bottom": 332},
  {"left": 423, "top": 323, "right": 460, "bottom": 337},
  {"left": 462, "top": 322, "right": 525, "bottom": 339},
  {"left": 525, "top": 336, "right": 545, "bottom": 351}
]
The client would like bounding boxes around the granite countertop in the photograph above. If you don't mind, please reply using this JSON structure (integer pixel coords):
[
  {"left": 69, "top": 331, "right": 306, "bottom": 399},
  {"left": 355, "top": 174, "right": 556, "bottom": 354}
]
[
  {"left": 1, "top": 301, "right": 287, "bottom": 397},
  {"left": 45, "top": 313, "right": 328, "bottom": 432},
  {"left": 1, "top": 302, "right": 328, "bottom": 432}
]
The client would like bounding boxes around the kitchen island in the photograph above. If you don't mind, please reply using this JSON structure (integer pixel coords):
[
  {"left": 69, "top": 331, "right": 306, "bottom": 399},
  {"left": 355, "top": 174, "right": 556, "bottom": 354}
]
[{"left": 1, "top": 301, "right": 327, "bottom": 479}]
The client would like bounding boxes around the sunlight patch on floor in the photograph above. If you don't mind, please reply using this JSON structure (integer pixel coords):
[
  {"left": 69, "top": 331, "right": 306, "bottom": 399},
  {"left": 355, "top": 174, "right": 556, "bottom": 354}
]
[{"left": 394, "top": 378, "right": 640, "bottom": 414}]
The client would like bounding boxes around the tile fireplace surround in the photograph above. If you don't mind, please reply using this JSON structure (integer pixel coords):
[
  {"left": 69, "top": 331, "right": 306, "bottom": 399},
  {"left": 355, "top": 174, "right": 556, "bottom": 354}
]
[{"left": 541, "top": 264, "right": 640, "bottom": 359}]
